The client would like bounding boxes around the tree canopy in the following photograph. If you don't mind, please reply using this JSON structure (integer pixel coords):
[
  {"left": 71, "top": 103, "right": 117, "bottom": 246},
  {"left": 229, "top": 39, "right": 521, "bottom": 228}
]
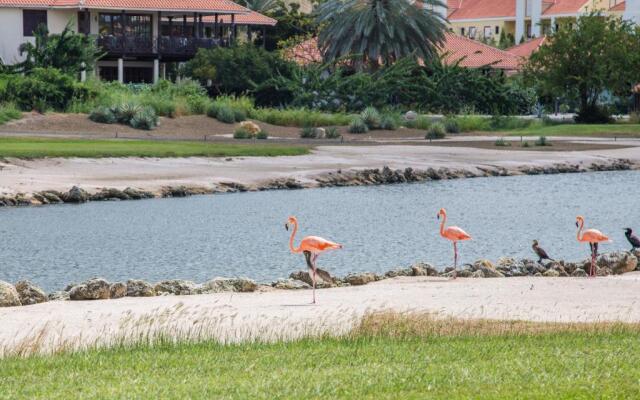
[
  {"left": 315, "top": 0, "right": 447, "bottom": 70},
  {"left": 525, "top": 13, "right": 640, "bottom": 122}
]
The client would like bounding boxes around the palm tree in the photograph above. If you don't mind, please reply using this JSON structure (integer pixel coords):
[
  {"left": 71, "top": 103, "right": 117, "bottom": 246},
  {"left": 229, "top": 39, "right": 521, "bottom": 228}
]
[{"left": 316, "top": 0, "right": 447, "bottom": 70}]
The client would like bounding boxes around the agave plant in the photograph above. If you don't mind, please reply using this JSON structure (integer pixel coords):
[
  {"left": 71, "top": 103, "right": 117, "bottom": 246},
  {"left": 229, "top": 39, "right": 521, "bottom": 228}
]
[
  {"left": 360, "top": 106, "right": 381, "bottom": 129},
  {"left": 316, "top": 0, "right": 447, "bottom": 70}
]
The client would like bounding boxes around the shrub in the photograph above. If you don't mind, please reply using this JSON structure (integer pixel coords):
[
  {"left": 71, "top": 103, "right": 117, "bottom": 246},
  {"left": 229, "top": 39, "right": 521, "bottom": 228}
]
[
  {"left": 300, "top": 126, "right": 317, "bottom": 138},
  {"left": 404, "top": 115, "right": 431, "bottom": 130},
  {"left": 0, "top": 103, "right": 22, "bottom": 125},
  {"left": 89, "top": 106, "right": 116, "bottom": 124},
  {"left": 129, "top": 107, "right": 158, "bottom": 130},
  {"left": 535, "top": 136, "right": 550, "bottom": 146},
  {"left": 574, "top": 105, "right": 613, "bottom": 124},
  {"left": 207, "top": 103, "right": 220, "bottom": 118},
  {"left": 360, "top": 107, "right": 381, "bottom": 129},
  {"left": 379, "top": 114, "right": 399, "bottom": 130},
  {"left": 141, "top": 96, "right": 176, "bottom": 117},
  {"left": 443, "top": 118, "right": 460, "bottom": 133},
  {"left": 186, "top": 95, "right": 212, "bottom": 115},
  {"left": 233, "top": 108, "right": 247, "bottom": 122},
  {"left": 630, "top": 112, "right": 640, "bottom": 124},
  {"left": 449, "top": 115, "right": 490, "bottom": 132},
  {"left": 5, "top": 68, "right": 81, "bottom": 111},
  {"left": 522, "top": 141, "right": 531, "bottom": 147},
  {"left": 256, "top": 131, "right": 269, "bottom": 139},
  {"left": 325, "top": 126, "right": 341, "bottom": 139},
  {"left": 233, "top": 127, "right": 253, "bottom": 139},
  {"left": 348, "top": 117, "right": 369, "bottom": 134},
  {"left": 114, "top": 102, "right": 142, "bottom": 124},
  {"left": 494, "top": 137, "right": 510, "bottom": 147},
  {"left": 239, "top": 121, "right": 261, "bottom": 136},
  {"left": 425, "top": 123, "right": 446, "bottom": 139},
  {"left": 216, "top": 106, "right": 236, "bottom": 124},
  {"left": 489, "top": 115, "right": 533, "bottom": 130},
  {"left": 250, "top": 107, "right": 351, "bottom": 127}
]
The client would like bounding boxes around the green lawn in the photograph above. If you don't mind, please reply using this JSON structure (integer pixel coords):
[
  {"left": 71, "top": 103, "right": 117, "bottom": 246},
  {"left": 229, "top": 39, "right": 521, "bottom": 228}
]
[
  {"left": 507, "top": 123, "right": 640, "bottom": 137},
  {"left": 2, "top": 316, "right": 639, "bottom": 399},
  {"left": 0, "top": 137, "right": 309, "bottom": 158}
]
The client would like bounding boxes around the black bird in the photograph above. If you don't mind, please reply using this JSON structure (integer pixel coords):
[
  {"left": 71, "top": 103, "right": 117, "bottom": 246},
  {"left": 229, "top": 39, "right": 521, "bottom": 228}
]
[
  {"left": 532, "top": 240, "right": 553, "bottom": 263},
  {"left": 624, "top": 228, "right": 640, "bottom": 251}
]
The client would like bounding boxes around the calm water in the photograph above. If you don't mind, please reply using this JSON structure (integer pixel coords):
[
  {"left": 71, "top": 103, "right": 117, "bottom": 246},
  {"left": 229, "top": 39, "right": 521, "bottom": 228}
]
[{"left": 1, "top": 171, "right": 639, "bottom": 291}]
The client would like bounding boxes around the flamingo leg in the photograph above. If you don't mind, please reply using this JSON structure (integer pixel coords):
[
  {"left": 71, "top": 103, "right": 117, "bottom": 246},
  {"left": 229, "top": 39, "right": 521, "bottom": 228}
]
[
  {"left": 453, "top": 241, "right": 458, "bottom": 280},
  {"left": 311, "top": 254, "right": 318, "bottom": 304},
  {"left": 589, "top": 243, "right": 596, "bottom": 277}
]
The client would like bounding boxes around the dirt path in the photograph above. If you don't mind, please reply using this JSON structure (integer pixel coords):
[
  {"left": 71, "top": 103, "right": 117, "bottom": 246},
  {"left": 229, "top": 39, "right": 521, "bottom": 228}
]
[
  {"left": 2, "top": 274, "right": 640, "bottom": 356},
  {"left": 1, "top": 144, "right": 639, "bottom": 196}
]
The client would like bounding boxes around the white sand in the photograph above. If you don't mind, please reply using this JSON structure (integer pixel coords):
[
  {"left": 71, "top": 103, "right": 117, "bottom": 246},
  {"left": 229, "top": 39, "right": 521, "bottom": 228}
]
[
  {"left": 1, "top": 142, "right": 639, "bottom": 195},
  {"left": 2, "top": 274, "right": 640, "bottom": 355}
]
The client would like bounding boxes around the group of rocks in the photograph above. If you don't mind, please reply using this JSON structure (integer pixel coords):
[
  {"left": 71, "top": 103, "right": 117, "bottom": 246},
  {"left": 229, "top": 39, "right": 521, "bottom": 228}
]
[
  {"left": 2, "top": 250, "right": 637, "bottom": 308},
  {"left": 0, "top": 159, "right": 634, "bottom": 207}
]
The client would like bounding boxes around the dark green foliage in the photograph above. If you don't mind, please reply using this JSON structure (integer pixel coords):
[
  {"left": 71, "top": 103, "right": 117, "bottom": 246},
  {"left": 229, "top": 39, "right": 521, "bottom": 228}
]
[
  {"left": 360, "top": 107, "right": 381, "bottom": 129},
  {"left": 207, "top": 103, "right": 220, "bottom": 118},
  {"left": 15, "top": 23, "right": 102, "bottom": 74},
  {"left": 494, "top": 137, "right": 510, "bottom": 146},
  {"left": 184, "top": 44, "right": 296, "bottom": 97},
  {"left": 325, "top": 126, "right": 340, "bottom": 138},
  {"left": 574, "top": 104, "right": 613, "bottom": 124},
  {"left": 129, "top": 107, "right": 158, "bottom": 130},
  {"left": 216, "top": 106, "right": 236, "bottom": 124},
  {"left": 443, "top": 118, "right": 460, "bottom": 133},
  {"left": 489, "top": 115, "right": 533, "bottom": 130},
  {"left": 256, "top": 130, "right": 269, "bottom": 139},
  {"left": 535, "top": 136, "right": 550, "bottom": 146},
  {"left": 233, "top": 127, "right": 253, "bottom": 139},
  {"left": 5, "top": 68, "right": 90, "bottom": 111},
  {"left": 89, "top": 106, "right": 116, "bottom": 124},
  {"left": 114, "top": 102, "right": 142, "bottom": 124},
  {"left": 262, "top": 1, "right": 316, "bottom": 51},
  {"left": 316, "top": 0, "right": 446, "bottom": 69},
  {"left": 425, "top": 123, "right": 446, "bottom": 139},
  {"left": 379, "top": 114, "right": 399, "bottom": 130},
  {"left": 233, "top": 108, "right": 247, "bottom": 122},
  {"left": 300, "top": 126, "right": 317, "bottom": 138},
  {"left": 348, "top": 117, "right": 368, "bottom": 133}
]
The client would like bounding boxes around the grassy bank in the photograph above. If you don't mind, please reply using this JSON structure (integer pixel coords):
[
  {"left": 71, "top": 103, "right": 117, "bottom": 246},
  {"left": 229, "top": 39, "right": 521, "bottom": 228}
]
[
  {"left": 507, "top": 123, "right": 640, "bottom": 137},
  {"left": 0, "top": 137, "right": 309, "bottom": 158},
  {"left": 0, "top": 103, "right": 22, "bottom": 125},
  {"left": 2, "top": 314, "right": 639, "bottom": 399}
]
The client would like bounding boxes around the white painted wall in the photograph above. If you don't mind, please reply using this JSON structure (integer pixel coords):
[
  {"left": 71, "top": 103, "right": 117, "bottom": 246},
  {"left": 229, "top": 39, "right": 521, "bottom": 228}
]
[
  {"left": 48, "top": 9, "right": 77, "bottom": 33},
  {"left": 531, "top": 0, "right": 542, "bottom": 37},
  {"left": 0, "top": 9, "right": 29, "bottom": 64},
  {"left": 515, "top": 0, "right": 526, "bottom": 42},
  {"left": 624, "top": 0, "right": 640, "bottom": 24}
]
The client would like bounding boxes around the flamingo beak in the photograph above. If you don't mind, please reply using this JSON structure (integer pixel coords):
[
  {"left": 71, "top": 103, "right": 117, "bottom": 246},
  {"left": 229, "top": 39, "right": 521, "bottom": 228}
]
[
  {"left": 575, "top": 222, "right": 579, "bottom": 228},
  {"left": 285, "top": 223, "right": 289, "bottom": 231},
  {"left": 437, "top": 214, "right": 440, "bottom": 220}
]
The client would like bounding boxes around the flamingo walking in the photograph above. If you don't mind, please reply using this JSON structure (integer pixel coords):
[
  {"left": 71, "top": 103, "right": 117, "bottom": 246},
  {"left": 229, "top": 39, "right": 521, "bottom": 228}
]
[
  {"left": 437, "top": 208, "right": 472, "bottom": 279},
  {"left": 285, "top": 216, "right": 342, "bottom": 304},
  {"left": 575, "top": 216, "right": 610, "bottom": 277}
]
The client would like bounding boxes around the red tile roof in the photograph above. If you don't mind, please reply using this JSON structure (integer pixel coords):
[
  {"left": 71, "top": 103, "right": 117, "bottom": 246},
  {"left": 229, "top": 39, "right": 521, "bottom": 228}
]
[
  {"left": 610, "top": 1, "right": 625, "bottom": 11},
  {"left": 0, "top": 0, "right": 249, "bottom": 13},
  {"left": 204, "top": 9, "right": 276, "bottom": 26},
  {"left": 506, "top": 36, "right": 546, "bottom": 58},
  {"left": 285, "top": 32, "right": 523, "bottom": 71},
  {"left": 542, "top": 0, "right": 589, "bottom": 15},
  {"left": 448, "top": 0, "right": 516, "bottom": 20}
]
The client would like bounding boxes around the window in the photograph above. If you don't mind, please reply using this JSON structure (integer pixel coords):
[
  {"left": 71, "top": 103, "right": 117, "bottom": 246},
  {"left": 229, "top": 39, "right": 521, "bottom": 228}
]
[
  {"left": 99, "top": 13, "right": 152, "bottom": 37},
  {"left": 23, "top": 10, "right": 47, "bottom": 37},
  {"left": 460, "top": 27, "right": 465, "bottom": 35},
  {"left": 495, "top": 26, "right": 500, "bottom": 35},
  {"left": 468, "top": 26, "right": 477, "bottom": 39},
  {"left": 484, "top": 26, "right": 492, "bottom": 38}
]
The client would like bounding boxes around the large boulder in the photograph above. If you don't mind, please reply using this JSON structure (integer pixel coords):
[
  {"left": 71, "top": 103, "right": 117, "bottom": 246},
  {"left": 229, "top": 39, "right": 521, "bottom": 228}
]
[
  {"left": 598, "top": 252, "right": 638, "bottom": 275},
  {"left": 126, "top": 280, "right": 156, "bottom": 297},
  {"left": 542, "top": 269, "right": 560, "bottom": 277},
  {"left": 272, "top": 279, "right": 311, "bottom": 290},
  {"left": 48, "top": 291, "right": 70, "bottom": 301},
  {"left": 62, "top": 186, "right": 89, "bottom": 203},
  {"left": 14, "top": 280, "right": 47, "bottom": 305},
  {"left": 571, "top": 268, "right": 588, "bottom": 278},
  {"left": 289, "top": 270, "right": 334, "bottom": 288},
  {"left": 495, "top": 257, "right": 527, "bottom": 277},
  {"left": 154, "top": 280, "right": 197, "bottom": 295},
  {"left": 344, "top": 272, "right": 377, "bottom": 286},
  {"left": 473, "top": 259, "right": 505, "bottom": 278},
  {"left": 69, "top": 278, "right": 111, "bottom": 300},
  {"left": 411, "top": 262, "right": 438, "bottom": 276},
  {"left": 203, "top": 277, "right": 257, "bottom": 293},
  {"left": 109, "top": 282, "right": 127, "bottom": 299},
  {"left": 0, "top": 281, "right": 21, "bottom": 307},
  {"left": 384, "top": 267, "right": 413, "bottom": 278}
]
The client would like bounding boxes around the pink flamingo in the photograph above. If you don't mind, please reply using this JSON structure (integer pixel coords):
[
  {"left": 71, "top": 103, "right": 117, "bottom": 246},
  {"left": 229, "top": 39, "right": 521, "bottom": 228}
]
[
  {"left": 437, "top": 208, "right": 472, "bottom": 279},
  {"left": 576, "top": 215, "right": 610, "bottom": 277},
  {"left": 285, "top": 216, "right": 342, "bottom": 304}
]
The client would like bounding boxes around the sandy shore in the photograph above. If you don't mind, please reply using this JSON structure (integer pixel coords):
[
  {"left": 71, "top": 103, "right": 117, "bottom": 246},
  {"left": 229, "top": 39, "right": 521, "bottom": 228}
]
[
  {"left": 2, "top": 274, "right": 640, "bottom": 356},
  {"left": 1, "top": 142, "right": 639, "bottom": 196}
]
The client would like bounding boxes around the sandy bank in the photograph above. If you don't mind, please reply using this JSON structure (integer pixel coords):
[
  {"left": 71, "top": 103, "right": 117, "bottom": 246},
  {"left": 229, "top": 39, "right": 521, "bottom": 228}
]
[
  {"left": 1, "top": 143, "right": 639, "bottom": 199},
  {"left": 2, "top": 274, "right": 640, "bottom": 356}
]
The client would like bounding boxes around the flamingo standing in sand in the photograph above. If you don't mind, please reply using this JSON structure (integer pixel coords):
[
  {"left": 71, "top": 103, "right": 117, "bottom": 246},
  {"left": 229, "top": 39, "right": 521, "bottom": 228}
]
[
  {"left": 285, "top": 216, "right": 342, "bottom": 304},
  {"left": 437, "top": 208, "right": 472, "bottom": 279},
  {"left": 575, "top": 215, "right": 610, "bottom": 277}
]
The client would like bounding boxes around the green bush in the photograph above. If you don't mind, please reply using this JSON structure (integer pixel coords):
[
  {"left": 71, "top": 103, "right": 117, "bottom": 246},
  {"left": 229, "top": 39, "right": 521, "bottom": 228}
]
[
  {"left": 0, "top": 103, "right": 22, "bottom": 125},
  {"left": 360, "top": 107, "right": 381, "bottom": 129},
  {"left": 129, "top": 107, "right": 158, "bottom": 130},
  {"left": 5, "top": 68, "right": 82, "bottom": 112},
  {"left": 187, "top": 95, "right": 212, "bottom": 115},
  {"left": 250, "top": 107, "right": 351, "bottom": 127},
  {"left": 494, "top": 137, "right": 511, "bottom": 147},
  {"left": 443, "top": 118, "right": 460, "bottom": 133},
  {"left": 114, "top": 102, "right": 142, "bottom": 124},
  {"left": 404, "top": 115, "right": 431, "bottom": 130},
  {"left": 325, "top": 126, "right": 340, "bottom": 139},
  {"left": 574, "top": 105, "right": 613, "bottom": 124},
  {"left": 89, "top": 106, "right": 116, "bottom": 124},
  {"left": 379, "top": 114, "right": 399, "bottom": 130},
  {"left": 425, "top": 123, "right": 446, "bottom": 139},
  {"left": 448, "top": 115, "right": 491, "bottom": 132},
  {"left": 233, "top": 127, "right": 254, "bottom": 139},
  {"left": 233, "top": 108, "right": 247, "bottom": 122},
  {"left": 141, "top": 96, "right": 176, "bottom": 117},
  {"left": 256, "top": 131, "right": 269, "bottom": 139},
  {"left": 535, "top": 136, "right": 550, "bottom": 146},
  {"left": 216, "top": 106, "right": 236, "bottom": 124},
  {"left": 349, "top": 117, "right": 369, "bottom": 134},
  {"left": 300, "top": 126, "right": 317, "bottom": 138},
  {"left": 489, "top": 115, "right": 533, "bottom": 130}
]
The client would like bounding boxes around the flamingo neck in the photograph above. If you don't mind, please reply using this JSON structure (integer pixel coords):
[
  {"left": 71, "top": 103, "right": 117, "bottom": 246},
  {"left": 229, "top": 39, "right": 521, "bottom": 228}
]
[
  {"left": 577, "top": 220, "right": 584, "bottom": 241},
  {"left": 289, "top": 221, "right": 302, "bottom": 253},
  {"left": 439, "top": 213, "right": 446, "bottom": 237}
]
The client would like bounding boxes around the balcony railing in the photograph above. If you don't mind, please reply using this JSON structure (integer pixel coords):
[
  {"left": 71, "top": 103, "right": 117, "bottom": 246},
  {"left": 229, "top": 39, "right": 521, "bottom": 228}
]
[{"left": 97, "top": 35, "right": 227, "bottom": 57}]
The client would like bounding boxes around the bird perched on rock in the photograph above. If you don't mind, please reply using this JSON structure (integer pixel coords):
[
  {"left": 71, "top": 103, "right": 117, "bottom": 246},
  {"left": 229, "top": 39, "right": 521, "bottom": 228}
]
[
  {"left": 624, "top": 228, "right": 640, "bottom": 252},
  {"left": 532, "top": 240, "right": 553, "bottom": 263}
]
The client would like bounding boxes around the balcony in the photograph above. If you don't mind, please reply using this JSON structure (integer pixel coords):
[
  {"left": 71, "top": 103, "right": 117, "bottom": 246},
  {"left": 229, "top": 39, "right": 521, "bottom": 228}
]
[{"left": 97, "top": 35, "right": 228, "bottom": 58}]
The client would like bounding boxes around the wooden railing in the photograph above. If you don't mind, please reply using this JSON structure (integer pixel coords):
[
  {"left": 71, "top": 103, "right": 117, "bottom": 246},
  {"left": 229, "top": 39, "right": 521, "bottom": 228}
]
[{"left": 97, "top": 35, "right": 227, "bottom": 56}]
